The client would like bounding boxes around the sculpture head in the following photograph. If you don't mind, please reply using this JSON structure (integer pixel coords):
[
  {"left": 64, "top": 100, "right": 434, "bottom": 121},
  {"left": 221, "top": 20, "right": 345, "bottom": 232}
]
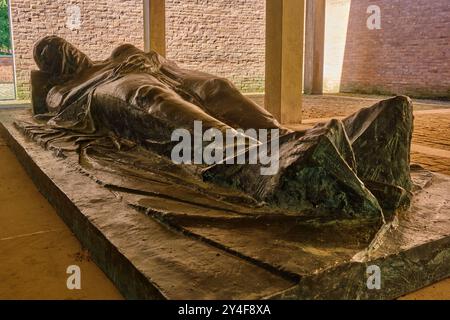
[{"left": 33, "top": 36, "right": 93, "bottom": 77}]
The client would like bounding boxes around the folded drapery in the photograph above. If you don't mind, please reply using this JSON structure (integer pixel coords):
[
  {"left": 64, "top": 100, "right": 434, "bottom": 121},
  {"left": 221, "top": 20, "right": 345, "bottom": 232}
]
[{"left": 27, "top": 36, "right": 414, "bottom": 225}]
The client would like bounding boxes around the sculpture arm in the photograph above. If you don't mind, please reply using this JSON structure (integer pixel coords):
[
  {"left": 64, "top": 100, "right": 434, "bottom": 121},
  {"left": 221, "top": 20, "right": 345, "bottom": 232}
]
[{"left": 160, "top": 62, "right": 289, "bottom": 132}]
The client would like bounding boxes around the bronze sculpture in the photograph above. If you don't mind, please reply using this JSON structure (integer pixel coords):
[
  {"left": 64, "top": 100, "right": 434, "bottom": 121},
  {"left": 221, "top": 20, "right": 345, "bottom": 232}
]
[{"left": 25, "top": 36, "right": 414, "bottom": 226}]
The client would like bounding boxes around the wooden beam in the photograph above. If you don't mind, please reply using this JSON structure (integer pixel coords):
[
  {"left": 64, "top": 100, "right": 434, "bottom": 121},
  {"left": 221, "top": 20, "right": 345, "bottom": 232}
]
[
  {"left": 265, "top": 0, "right": 305, "bottom": 124},
  {"left": 143, "top": 0, "right": 166, "bottom": 56}
]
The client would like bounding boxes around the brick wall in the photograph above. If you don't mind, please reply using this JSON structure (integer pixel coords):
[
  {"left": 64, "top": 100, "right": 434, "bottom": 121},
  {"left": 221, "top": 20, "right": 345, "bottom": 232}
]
[
  {"left": 10, "top": 0, "right": 145, "bottom": 99},
  {"left": 0, "top": 56, "right": 14, "bottom": 83},
  {"left": 166, "top": 0, "right": 265, "bottom": 93},
  {"left": 9, "top": 0, "right": 450, "bottom": 99},
  {"left": 10, "top": 0, "right": 266, "bottom": 99},
  {"left": 339, "top": 0, "right": 450, "bottom": 98}
]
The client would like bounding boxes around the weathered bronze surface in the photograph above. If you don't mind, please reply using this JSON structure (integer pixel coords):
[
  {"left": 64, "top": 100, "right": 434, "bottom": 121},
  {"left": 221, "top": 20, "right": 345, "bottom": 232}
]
[
  {"left": 2, "top": 110, "right": 450, "bottom": 300},
  {"left": 27, "top": 36, "right": 415, "bottom": 234},
  {"left": 1, "top": 36, "right": 446, "bottom": 300}
]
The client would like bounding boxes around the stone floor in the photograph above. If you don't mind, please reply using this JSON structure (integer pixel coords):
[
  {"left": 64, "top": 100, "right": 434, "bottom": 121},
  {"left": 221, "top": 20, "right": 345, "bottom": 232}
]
[
  {"left": 0, "top": 94, "right": 449, "bottom": 299},
  {"left": 0, "top": 129, "right": 122, "bottom": 300}
]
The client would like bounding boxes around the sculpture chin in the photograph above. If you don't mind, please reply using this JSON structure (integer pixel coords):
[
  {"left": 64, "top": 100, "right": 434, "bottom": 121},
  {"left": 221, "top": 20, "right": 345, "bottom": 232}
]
[{"left": 27, "top": 36, "right": 414, "bottom": 225}]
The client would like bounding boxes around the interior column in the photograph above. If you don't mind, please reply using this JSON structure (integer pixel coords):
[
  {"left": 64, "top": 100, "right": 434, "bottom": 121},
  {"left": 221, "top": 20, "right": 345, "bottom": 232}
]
[
  {"left": 304, "top": 0, "right": 326, "bottom": 95},
  {"left": 265, "top": 0, "right": 305, "bottom": 124},
  {"left": 143, "top": 0, "right": 166, "bottom": 56}
]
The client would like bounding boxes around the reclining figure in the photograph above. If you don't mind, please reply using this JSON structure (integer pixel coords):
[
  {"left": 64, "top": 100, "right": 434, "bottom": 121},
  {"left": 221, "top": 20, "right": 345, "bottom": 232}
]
[{"left": 30, "top": 36, "right": 414, "bottom": 223}]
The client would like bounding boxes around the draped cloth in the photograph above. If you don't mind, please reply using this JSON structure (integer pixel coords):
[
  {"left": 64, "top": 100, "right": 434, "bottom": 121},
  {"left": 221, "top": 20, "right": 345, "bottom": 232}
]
[{"left": 24, "top": 36, "right": 415, "bottom": 228}]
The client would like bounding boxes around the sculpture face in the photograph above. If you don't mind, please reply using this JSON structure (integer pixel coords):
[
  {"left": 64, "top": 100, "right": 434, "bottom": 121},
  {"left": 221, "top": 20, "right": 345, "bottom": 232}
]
[
  {"left": 27, "top": 36, "right": 414, "bottom": 225},
  {"left": 33, "top": 35, "right": 92, "bottom": 76}
]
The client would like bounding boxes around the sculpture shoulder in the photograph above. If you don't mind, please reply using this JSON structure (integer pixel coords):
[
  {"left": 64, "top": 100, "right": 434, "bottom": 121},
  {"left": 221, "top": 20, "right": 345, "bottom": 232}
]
[
  {"left": 109, "top": 44, "right": 160, "bottom": 62},
  {"left": 110, "top": 44, "right": 141, "bottom": 59}
]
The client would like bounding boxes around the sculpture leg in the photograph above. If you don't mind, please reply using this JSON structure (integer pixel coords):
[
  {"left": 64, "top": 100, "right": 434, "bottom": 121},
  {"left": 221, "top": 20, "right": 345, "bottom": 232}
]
[
  {"left": 162, "top": 65, "right": 288, "bottom": 132},
  {"left": 195, "top": 77, "right": 284, "bottom": 131}
]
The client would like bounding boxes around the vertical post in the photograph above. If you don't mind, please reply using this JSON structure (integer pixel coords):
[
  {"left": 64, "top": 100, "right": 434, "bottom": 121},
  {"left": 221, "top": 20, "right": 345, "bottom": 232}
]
[
  {"left": 265, "top": 0, "right": 305, "bottom": 124},
  {"left": 310, "top": 0, "right": 326, "bottom": 94},
  {"left": 143, "top": 0, "right": 151, "bottom": 52},
  {"left": 304, "top": 0, "right": 314, "bottom": 95},
  {"left": 143, "top": 0, "right": 166, "bottom": 56},
  {"left": 265, "top": 0, "right": 283, "bottom": 122}
]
